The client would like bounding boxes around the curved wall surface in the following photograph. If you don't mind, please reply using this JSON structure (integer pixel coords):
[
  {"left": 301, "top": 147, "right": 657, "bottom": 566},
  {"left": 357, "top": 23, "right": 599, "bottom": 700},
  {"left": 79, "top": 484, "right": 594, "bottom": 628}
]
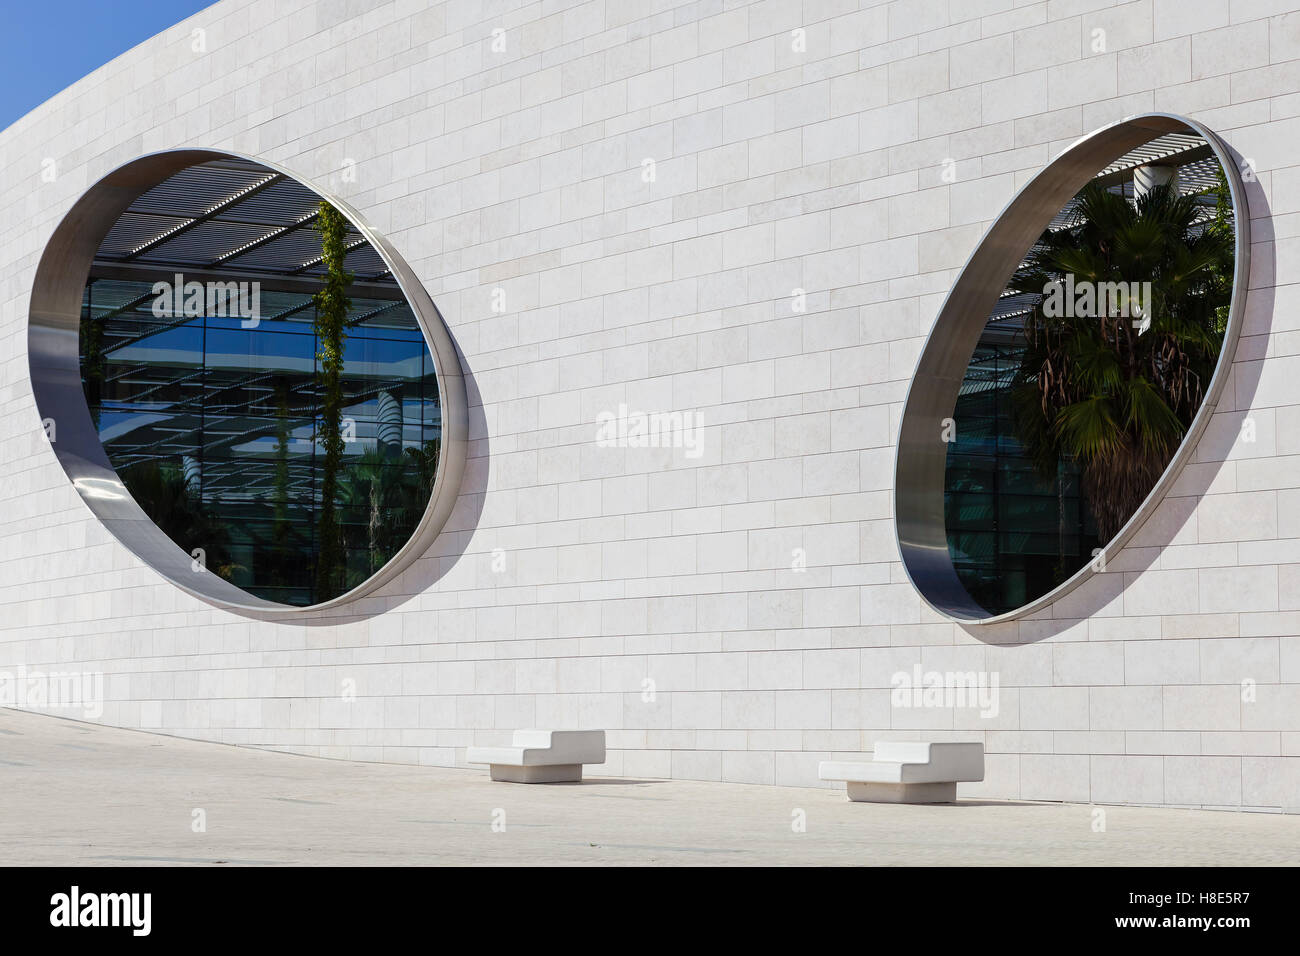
[{"left": 1, "top": 0, "right": 1297, "bottom": 810}]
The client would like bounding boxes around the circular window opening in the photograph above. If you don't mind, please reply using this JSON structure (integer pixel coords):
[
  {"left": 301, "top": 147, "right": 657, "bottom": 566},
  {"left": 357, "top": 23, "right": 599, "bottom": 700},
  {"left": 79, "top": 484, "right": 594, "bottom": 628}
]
[
  {"left": 896, "top": 114, "right": 1250, "bottom": 623},
  {"left": 29, "top": 150, "right": 467, "bottom": 613}
]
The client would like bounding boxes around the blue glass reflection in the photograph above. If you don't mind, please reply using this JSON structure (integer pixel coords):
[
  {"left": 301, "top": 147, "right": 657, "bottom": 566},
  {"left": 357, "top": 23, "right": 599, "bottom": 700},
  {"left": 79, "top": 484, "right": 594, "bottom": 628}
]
[{"left": 81, "top": 278, "right": 442, "bottom": 606}]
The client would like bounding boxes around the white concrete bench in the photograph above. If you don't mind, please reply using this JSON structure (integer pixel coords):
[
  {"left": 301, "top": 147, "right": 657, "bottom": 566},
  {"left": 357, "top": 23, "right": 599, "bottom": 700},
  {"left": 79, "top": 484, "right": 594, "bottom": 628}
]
[
  {"left": 819, "top": 742, "right": 984, "bottom": 803},
  {"left": 466, "top": 730, "right": 606, "bottom": 783}
]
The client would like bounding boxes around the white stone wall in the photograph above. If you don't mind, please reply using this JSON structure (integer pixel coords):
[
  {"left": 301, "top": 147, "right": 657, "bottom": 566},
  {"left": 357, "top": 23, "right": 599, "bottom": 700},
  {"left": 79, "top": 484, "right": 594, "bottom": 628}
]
[{"left": 1, "top": 0, "right": 1297, "bottom": 810}]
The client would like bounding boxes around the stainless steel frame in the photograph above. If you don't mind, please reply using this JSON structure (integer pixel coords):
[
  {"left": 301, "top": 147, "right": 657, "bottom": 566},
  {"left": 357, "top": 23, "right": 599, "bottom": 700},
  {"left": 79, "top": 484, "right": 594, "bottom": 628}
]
[
  {"left": 28, "top": 149, "right": 469, "bottom": 617},
  {"left": 894, "top": 114, "right": 1252, "bottom": 623}
]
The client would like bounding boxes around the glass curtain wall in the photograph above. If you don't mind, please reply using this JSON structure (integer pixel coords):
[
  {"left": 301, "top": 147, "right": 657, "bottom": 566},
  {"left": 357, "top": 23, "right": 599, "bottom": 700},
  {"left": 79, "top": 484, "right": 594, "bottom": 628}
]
[
  {"left": 79, "top": 159, "right": 442, "bottom": 606},
  {"left": 943, "top": 138, "right": 1233, "bottom": 616}
]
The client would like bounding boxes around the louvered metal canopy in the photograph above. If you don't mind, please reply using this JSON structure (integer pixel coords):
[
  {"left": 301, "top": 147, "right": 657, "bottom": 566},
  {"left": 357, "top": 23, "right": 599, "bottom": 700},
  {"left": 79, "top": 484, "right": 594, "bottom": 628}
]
[
  {"left": 79, "top": 156, "right": 433, "bottom": 506},
  {"left": 93, "top": 157, "right": 393, "bottom": 284},
  {"left": 980, "top": 130, "right": 1233, "bottom": 340}
]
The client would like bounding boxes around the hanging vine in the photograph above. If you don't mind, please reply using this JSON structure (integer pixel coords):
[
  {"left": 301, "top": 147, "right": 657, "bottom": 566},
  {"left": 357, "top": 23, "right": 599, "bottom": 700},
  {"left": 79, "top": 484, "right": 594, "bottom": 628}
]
[{"left": 312, "top": 201, "right": 354, "bottom": 600}]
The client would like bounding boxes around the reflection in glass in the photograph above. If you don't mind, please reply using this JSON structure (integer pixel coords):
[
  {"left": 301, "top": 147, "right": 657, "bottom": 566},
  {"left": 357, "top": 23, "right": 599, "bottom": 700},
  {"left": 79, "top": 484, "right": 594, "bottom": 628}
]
[
  {"left": 79, "top": 159, "right": 442, "bottom": 606},
  {"left": 944, "top": 133, "right": 1236, "bottom": 615}
]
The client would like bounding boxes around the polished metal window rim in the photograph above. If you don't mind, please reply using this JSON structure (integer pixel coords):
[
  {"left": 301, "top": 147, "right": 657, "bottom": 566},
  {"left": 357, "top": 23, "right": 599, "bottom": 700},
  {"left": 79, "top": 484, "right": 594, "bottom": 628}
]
[
  {"left": 893, "top": 113, "right": 1253, "bottom": 624},
  {"left": 27, "top": 148, "right": 469, "bottom": 618}
]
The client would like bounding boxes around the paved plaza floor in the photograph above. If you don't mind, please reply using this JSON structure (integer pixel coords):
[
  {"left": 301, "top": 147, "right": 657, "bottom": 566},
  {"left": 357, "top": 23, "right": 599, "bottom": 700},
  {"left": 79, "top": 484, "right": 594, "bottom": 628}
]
[{"left": 1, "top": 709, "right": 1295, "bottom": 866}]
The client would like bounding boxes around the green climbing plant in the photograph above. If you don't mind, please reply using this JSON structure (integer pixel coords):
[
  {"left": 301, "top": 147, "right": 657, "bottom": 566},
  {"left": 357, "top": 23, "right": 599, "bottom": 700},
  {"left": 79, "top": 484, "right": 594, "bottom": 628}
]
[{"left": 312, "top": 201, "right": 354, "bottom": 601}]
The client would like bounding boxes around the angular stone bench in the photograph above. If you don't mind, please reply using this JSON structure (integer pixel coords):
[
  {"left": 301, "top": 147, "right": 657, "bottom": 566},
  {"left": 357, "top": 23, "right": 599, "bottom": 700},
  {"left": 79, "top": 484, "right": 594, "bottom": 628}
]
[
  {"left": 466, "top": 729, "right": 606, "bottom": 783},
  {"left": 819, "top": 742, "right": 984, "bottom": 803}
]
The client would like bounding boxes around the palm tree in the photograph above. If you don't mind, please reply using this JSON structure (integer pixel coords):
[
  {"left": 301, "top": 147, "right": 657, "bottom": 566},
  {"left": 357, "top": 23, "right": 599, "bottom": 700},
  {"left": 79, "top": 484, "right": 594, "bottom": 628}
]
[
  {"left": 120, "top": 460, "right": 242, "bottom": 581},
  {"left": 338, "top": 447, "right": 403, "bottom": 581},
  {"left": 403, "top": 438, "right": 440, "bottom": 501},
  {"left": 1009, "top": 173, "right": 1235, "bottom": 544},
  {"left": 337, "top": 443, "right": 437, "bottom": 588}
]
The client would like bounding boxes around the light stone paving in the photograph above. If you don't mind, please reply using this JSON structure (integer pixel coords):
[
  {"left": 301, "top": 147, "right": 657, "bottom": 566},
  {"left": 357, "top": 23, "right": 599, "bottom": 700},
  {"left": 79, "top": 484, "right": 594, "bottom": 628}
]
[{"left": 1, "top": 709, "right": 1296, "bottom": 867}]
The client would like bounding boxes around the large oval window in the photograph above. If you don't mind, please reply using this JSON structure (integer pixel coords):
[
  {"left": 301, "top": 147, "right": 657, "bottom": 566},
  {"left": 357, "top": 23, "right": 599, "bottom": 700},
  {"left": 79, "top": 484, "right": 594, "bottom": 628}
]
[
  {"left": 896, "top": 114, "right": 1250, "bottom": 622},
  {"left": 29, "top": 151, "right": 467, "bottom": 613}
]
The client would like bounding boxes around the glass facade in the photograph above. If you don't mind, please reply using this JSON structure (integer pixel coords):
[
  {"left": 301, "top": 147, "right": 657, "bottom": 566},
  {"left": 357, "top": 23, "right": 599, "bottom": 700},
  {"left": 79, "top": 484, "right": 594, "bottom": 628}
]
[
  {"left": 79, "top": 159, "right": 442, "bottom": 607},
  {"left": 944, "top": 343, "right": 1098, "bottom": 616},
  {"left": 943, "top": 140, "right": 1234, "bottom": 616}
]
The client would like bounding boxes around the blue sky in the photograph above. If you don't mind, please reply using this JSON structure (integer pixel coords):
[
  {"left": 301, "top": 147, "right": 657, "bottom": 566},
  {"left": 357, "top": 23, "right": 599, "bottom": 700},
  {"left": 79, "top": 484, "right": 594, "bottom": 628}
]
[{"left": 2, "top": 0, "right": 214, "bottom": 132}]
